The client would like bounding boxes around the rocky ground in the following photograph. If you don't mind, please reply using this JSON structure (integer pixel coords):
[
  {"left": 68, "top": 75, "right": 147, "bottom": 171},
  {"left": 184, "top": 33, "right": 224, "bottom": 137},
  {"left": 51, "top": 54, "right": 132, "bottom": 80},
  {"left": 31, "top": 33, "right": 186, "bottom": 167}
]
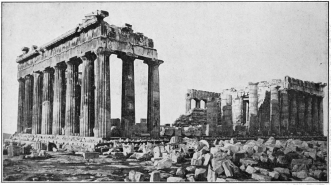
[{"left": 2, "top": 137, "right": 328, "bottom": 182}]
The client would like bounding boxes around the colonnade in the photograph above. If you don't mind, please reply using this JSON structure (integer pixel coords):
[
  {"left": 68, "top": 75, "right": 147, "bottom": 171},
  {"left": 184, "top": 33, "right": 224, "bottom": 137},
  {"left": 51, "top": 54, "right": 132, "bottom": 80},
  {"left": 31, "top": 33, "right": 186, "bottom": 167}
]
[{"left": 17, "top": 50, "right": 163, "bottom": 138}]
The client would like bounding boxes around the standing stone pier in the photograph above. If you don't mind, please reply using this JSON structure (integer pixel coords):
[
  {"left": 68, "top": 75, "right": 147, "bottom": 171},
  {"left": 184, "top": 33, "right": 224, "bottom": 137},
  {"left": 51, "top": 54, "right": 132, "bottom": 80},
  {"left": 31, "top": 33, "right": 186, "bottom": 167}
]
[{"left": 16, "top": 10, "right": 164, "bottom": 139}]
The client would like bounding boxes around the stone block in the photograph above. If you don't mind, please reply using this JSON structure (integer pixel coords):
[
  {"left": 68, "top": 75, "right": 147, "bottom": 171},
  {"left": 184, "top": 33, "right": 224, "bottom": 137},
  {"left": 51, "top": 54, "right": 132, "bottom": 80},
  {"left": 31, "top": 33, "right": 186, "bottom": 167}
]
[
  {"left": 313, "top": 169, "right": 323, "bottom": 179},
  {"left": 292, "top": 170, "right": 308, "bottom": 179},
  {"left": 233, "top": 151, "right": 246, "bottom": 163},
  {"left": 187, "top": 176, "right": 195, "bottom": 182},
  {"left": 240, "top": 158, "right": 258, "bottom": 166},
  {"left": 273, "top": 167, "right": 290, "bottom": 175},
  {"left": 154, "top": 158, "right": 172, "bottom": 170},
  {"left": 129, "top": 170, "right": 136, "bottom": 181},
  {"left": 251, "top": 173, "right": 272, "bottom": 181},
  {"left": 167, "top": 177, "right": 185, "bottom": 182},
  {"left": 83, "top": 152, "right": 99, "bottom": 159},
  {"left": 222, "top": 160, "right": 233, "bottom": 177},
  {"left": 245, "top": 165, "right": 256, "bottom": 174},
  {"left": 268, "top": 171, "right": 279, "bottom": 180},
  {"left": 134, "top": 172, "right": 145, "bottom": 182},
  {"left": 203, "top": 153, "right": 212, "bottom": 166},
  {"left": 194, "top": 168, "right": 207, "bottom": 181},
  {"left": 291, "top": 159, "right": 312, "bottom": 168},
  {"left": 186, "top": 166, "right": 196, "bottom": 173},
  {"left": 176, "top": 167, "right": 186, "bottom": 178},
  {"left": 303, "top": 177, "right": 319, "bottom": 181},
  {"left": 207, "top": 164, "right": 216, "bottom": 182},
  {"left": 216, "top": 178, "right": 226, "bottom": 182}
]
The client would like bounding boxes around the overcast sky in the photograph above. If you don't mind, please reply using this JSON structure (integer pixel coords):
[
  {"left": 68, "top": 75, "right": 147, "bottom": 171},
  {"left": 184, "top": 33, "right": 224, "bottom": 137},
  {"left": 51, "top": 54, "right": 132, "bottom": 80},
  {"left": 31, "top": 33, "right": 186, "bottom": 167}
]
[{"left": 2, "top": 2, "right": 328, "bottom": 135}]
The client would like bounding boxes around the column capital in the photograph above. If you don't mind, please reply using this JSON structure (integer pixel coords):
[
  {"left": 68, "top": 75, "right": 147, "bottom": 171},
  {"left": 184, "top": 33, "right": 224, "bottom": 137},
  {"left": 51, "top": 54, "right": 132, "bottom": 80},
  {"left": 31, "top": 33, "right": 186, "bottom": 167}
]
[
  {"left": 270, "top": 85, "right": 280, "bottom": 89},
  {"left": 66, "top": 57, "right": 82, "bottom": 65},
  {"left": 24, "top": 74, "right": 33, "bottom": 79},
  {"left": 54, "top": 62, "right": 67, "bottom": 70},
  {"left": 248, "top": 82, "right": 259, "bottom": 86},
  {"left": 43, "top": 67, "right": 54, "bottom": 74},
  {"left": 144, "top": 59, "right": 164, "bottom": 66},
  {"left": 117, "top": 52, "right": 138, "bottom": 61},
  {"left": 18, "top": 77, "right": 25, "bottom": 82},
  {"left": 79, "top": 51, "right": 97, "bottom": 61},
  {"left": 93, "top": 47, "right": 113, "bottom": 57}
]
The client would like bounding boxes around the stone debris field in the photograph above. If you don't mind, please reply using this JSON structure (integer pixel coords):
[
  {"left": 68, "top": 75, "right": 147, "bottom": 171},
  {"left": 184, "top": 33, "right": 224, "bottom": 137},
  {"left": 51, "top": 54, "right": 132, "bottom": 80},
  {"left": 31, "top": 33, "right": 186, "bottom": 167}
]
[{"left": 3, "top": 136, "right": 328, "bottom": 182}]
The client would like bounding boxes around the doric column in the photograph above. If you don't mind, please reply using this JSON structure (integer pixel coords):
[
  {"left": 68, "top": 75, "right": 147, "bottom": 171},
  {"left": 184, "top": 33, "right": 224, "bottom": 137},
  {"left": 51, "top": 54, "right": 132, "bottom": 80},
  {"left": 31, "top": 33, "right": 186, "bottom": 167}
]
[
  {"left": 206, "top": 97, "right": 219, "bottom": 136},
  {"left": 186, "top": 98, "right": 191, "bottom": 113},
  {"left": 304, "top": 93, "right": 313, "bottom": 134},
  {"left": 41, "top": 68, "right": 54, "bottom": 135},
  {"left": 232, "top": 96, "right": 243, "bottom": 128},
  {"left": 280, "top": 89, "right": 289, "bottom": 136},
  {"left": 288, "top": 90, "right": 297, "bottom": 135},
  {"left": 270, "top": 85, "right": 280, "bottom": 135},
  {"left": 248, "top": 82, "right": 259, "bottom": 134},
  {"left": 52, "top": 63, "right": 66, "bottom": 135},
  {"left": 94, "top": 48, "right": 111, "bottom": 138},
  {"left": 65, "top": 58, "right": 80, "bottom": 136},
  {"left": 297, "top": 92, "right": 306, "bottom": 135},
  {"left": 318, "top": 96, "right": 324, "bottom": 135},
  {"left": 23, "top": 75, "right": 34, "bottom": 133},
  {"left": 119, "top": 53, "right": 136, "bottom": 138},
  {"left": 144, "top": 59, "right": 163, "bottom": 139},
  {"left": 311, "top": 95, "right": 318, "bottom": 135},
  {"left": 32, "top": 72, "right": 43, "bottom": 134},
  {"left": 17, "top": 78, "right": 25, "bottom": 133},
  {"left": 196, "top": 99, "right": 201, "bottom": 108},
  {"left": 80, "top": 52, "right": 96, "bottom": 137}
]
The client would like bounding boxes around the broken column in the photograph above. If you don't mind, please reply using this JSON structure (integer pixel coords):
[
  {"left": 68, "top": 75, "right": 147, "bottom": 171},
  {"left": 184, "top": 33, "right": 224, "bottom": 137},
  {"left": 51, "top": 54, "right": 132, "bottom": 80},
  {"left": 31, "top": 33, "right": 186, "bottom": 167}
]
[
  {"left": 144, "top": 59, "right": 163, "bottom": 138},
  {"left": 94, "top": 48, "right": 111, "bottom": 138},
  {"left": 221, "top": 93, "right": 233, "bottom": 136},
  {"left": 248, "top": 82, "right": 259, "bottom": 135},
  {"left": 186, "top": 96, "right": 191, "bottom": 113},
  {"left": 196, "top": 99, "right": 201, "bottom": 108},
  {"left": 52, "top": 63, "right": 66, "bottom": 135},
  {"left": 17, "top": 78, "right": 25, "bottom": 133},
  {"left": 270, "top": 85, "right": 280, "bottom": 135},
  {"left": 80, "top": 52, "right": 95, "bottom": 137},
  {"left": 41, "top": 68, "right": 54, "bottom": 135},
  {"left": 65, "top": 58, "right": 80, "bottom": 136},
  {"left": 32, "top": 72, "right": 43, "bottom": 134},
  {"left": 120, "top": 52, "right": 136, "bottom": 138},
  {"left": 23, "top": 75, "right": 34, "bottom": 133},
  {"left": 206, "top": 97, "right": 219, "bottom": 136},
  {"left": 232, "top": 95, "right": 243, "bottom": 129},
  {"left": 279, "top": 89, "right": 289, "bottom": 136}
]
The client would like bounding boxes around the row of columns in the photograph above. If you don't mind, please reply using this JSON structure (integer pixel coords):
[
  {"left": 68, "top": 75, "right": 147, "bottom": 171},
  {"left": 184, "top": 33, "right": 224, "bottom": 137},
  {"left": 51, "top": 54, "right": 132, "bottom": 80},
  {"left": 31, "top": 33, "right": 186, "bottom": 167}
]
[
  {"left": 17, "top": 49, "right": 162, "bottom": 138},
  {"left": 185, "top": 98, "right": 207, "bottom": 113}
]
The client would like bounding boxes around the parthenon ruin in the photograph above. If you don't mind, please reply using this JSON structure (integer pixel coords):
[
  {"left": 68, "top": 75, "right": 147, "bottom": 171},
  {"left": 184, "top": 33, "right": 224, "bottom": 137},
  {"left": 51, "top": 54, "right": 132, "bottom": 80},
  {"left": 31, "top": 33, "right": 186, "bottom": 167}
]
[
  {"left": 16, "top": 10, "right": 163, "bottom": 139},
  {"left": 171, "top": 76, "right": 326, "bottom": 137}
]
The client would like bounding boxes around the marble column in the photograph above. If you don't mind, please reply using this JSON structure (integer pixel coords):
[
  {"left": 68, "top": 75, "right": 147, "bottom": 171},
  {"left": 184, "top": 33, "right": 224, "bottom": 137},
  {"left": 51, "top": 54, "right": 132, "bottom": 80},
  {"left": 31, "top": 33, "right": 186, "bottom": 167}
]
[
  {"left": 144, "top": 59, "right": 163, "bottom": 139},
  {"left": 297, "top": 92, "right": 305, "bottom": 135},
  {"left": 94, "top": 48, "right": 111, "bottom": 138},
  {"left": 80, "top": 52, "right": 95, "bottom": 137},
  {"left": 119, "top": 53, "right": 136, "bottom": 138},
  {"left": 288, "top": 90, "right": 297, "bottom": 135},
  {"left": 17, "top": 78, "right": 25, "bottom": 133},
  {"left": 23, "top": 75, "right": 33, "bottom": 133},
  {"left": 270, "top": 85, "right": 280, "bottom": 135},
  {"left": 32, "top": 72, "right": 43, "bottom": 134},
  {"left": 65, "top": 59, "right": 80, "bottom": 136},
  {"left": 41, "top": 68, "right": 54, "bottom": 135},
  {"left": 311, "top": 95, "right": 319, "bottom": 135},
  {"left": 280, "top": 89, "right": 289, "bottom": 136},
  {"left": 186, "top": 98, "right": 191, "bottom": 113},
  {"left": 52, "top": 63, "right": 66, "bottom": 135},
  {"left": 318, "top": 96, "right": 324, "bottom": 135},
  {"left": 196, "top": 99, "right": 201, "bottom": 108},
  {"left": 304, "top": 94, "right": 313, "bottom": 134},
  {"left": 248, "top": 82, "right": 259, "bottom": 134}
]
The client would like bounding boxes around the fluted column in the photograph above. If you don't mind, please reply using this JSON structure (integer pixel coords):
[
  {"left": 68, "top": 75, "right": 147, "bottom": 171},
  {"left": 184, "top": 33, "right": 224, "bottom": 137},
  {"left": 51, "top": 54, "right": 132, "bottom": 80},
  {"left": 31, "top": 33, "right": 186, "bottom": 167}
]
[
  {"left": 280, "top": 89, "right": 289, "bottom": 136},
  {"left": 119, "top": 53, "right": 136, "bottom": 138},
  {"left": 41, "top": 68, "right": 54, "bottom": 135},
  {"left": 248, "top": 82, "right": 259, "bottom": 134},
  {"left": 65, "top": 59, "right": 80, "bottom": 136},
  {"left": 144, "top": 59, "right": 163, "bottom": 139},
  {"left": 311, "top": 95, "right": 319, "bottom": 135},
  {"left": 23, "top": 75, "right": 33, "bottom": 133},
  {"left": 186, "top": 98, "right": 191, "bottom": 113},
  {"left": 297, "top": 92, "right": 305, "bottom": 135},
  {"left": 196, "top": 99, "right": 201, "bottom": 108},
  {"left": 304, "top": 94, "right": 313, "bottom": 135},
  {"left": 52, "top": 63, "right": 66, "bottom": 135},
  {"left": 80, "top": 52, "right": 96, "bottom": 137},
  {"left": 94, "top": 48, "right": 111, "bottom": 138},
  {"left": 288, "top": 90, "right": 297, "bottom": 135},
  {"left": 32, "top": 72, "right": 43, "bottom": 134},
  {"left": 17, "top": 78, "right": 25, "bottom": 133},
  {"left": 270, "top": 85, "right": 280, "bottom": 135},
  {"left": 318, "top": 96, "right": 324, "bottom": 135}
]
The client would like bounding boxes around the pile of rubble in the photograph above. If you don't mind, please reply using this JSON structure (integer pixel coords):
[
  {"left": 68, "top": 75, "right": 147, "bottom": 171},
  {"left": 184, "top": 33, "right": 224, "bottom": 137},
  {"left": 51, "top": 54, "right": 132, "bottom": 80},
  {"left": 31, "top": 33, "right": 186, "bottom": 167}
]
[
  {"left": 174, "top": 108, "right": 207, "bottom": 126},
  {"left": 123, "top": 136, "right": 327, "bottom": 182}
]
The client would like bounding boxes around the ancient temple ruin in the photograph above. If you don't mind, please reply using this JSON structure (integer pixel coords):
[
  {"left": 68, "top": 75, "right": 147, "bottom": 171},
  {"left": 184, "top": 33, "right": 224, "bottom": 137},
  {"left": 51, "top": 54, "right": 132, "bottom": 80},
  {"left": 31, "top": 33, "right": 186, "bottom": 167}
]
[
  {"left": 171, "top": 76, "right": 326, "bottom": 137},
  {"left": 16, "top": 10, "right": 163, "bottom": 139}
]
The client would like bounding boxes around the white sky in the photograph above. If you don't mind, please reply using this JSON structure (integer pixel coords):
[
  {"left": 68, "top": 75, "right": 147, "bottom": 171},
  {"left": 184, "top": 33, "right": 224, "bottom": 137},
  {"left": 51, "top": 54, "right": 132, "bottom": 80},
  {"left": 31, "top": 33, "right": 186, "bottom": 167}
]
[{"left": 2, "top": 2, "right": 328, "bottom": 135}]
